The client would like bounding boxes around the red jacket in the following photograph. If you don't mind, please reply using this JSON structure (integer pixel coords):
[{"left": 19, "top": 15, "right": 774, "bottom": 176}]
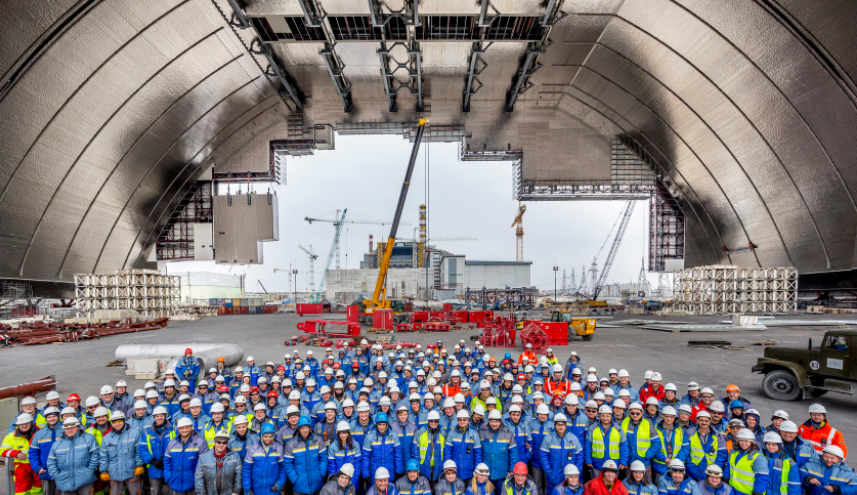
[
  {"left": 689, "top": 402, "right": 709, "bottom": 423},
  {"left": 799, "top": 420, "right": 848, "bottom": 457},
  {"left": 639, "top": 385, "right": 665, "bottom": 404},
  {"left": 584, "top": 476, "right": 629, "bottom": 495}
]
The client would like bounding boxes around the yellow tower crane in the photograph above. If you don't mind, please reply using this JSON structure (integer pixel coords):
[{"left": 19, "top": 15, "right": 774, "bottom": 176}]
[{"left": 511, "top": 202, "right": 526, "bottom": 262}]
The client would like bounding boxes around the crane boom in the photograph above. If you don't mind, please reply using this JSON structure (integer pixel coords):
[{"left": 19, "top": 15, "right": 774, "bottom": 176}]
[
  {"left": 366, "top": 119, "right": 428, "bottom": 312},
  {"left": 315, "top": 208, "right": 347, "bottom": 302},
  {"left": 592, "top": 201, "right": 636, "bottom": 300},
  {"left": 305, "top": 216, "right": 407, "bottom": 226}
]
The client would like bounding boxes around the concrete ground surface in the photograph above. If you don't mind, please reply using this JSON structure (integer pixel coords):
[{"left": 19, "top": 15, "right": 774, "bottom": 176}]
[{"left": 1, "top": 312, "right": 856, "bottom": 447}]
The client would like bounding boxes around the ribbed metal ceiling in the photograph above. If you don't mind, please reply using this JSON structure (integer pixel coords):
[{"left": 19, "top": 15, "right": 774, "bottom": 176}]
[{"left": 1, "top": 0, "right": 856, "bottom": 286}]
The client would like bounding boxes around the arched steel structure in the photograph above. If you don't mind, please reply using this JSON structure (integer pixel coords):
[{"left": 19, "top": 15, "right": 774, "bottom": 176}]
[{"left": 1, "top": 0, "right": 856, "bottom": 291}]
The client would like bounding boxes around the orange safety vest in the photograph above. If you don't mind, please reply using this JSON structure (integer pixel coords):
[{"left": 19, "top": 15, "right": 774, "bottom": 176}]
[
  {"left": 546, "top": 378, "right": 570, "bottom": 397},
  {"left": 799, "top": 420, "right": 848, "bottom": 457},
  {"left": 518, "top": 351, "right": 537, "bottom": 365},
  {"left": 442, "top": 384, "right": 461, "bottom": 397}
]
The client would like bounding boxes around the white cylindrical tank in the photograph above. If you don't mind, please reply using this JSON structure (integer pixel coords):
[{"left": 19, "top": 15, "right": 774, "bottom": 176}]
[{"left": 115, "top": 343, "right": 245, "bottom": 378}]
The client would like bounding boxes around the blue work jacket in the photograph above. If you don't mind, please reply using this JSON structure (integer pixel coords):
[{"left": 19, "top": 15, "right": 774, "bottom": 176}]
[
  {"left": 30, "top": 423, "right": 63, "bottom": 480},
  {"left": 46, "top": 431, "right": 99, "bottom": 492},
  {"left": 164, "top": 430, "right": 209, "bottom": 492},
  {"left": 539, "top": 429, "right": 584, "bottom": 487},
  {"left": 99, "top": 426, "right": 143, "bottom": 481}
]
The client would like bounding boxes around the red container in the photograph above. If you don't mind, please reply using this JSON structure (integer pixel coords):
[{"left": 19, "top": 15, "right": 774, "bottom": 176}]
[
  {"left": 538, "top": 322, "right": 568, "bottom": 345},
  {"left": 297, "top": 303, "right": 323, "bottom": 316},
  {"left": 443, "top": 303, "right": 453, "bottom": 312},
  {"left": 347, "top": 305, "right": 359, "bottom": 323},
  {"left": 395, "top": 323, "right": 411, "bottom": 332},
  {"left": 237, "top": 306, "right": 249, "bottom": 315},
  {"left": 451, "top": 311, "right": 468, "bottom": 322},
  {"left": 264, "top": 305, "right": 278, "bottom": 314},
  {"left": 411, "top": 311, "right": 429, "bottom": 323},
  {"left": 373, "top": 309, "right": 394, "bottom": 330}
]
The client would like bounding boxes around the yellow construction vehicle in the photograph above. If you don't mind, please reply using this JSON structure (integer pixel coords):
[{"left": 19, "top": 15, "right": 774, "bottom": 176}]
[
  {"left": 363, "top": 119, "right": 428, "bottom": 318},
  {"left": 550, "top": 311, "right": 596, "bottom": 341}
]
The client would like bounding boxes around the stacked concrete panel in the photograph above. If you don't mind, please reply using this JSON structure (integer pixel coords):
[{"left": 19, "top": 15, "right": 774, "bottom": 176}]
[
  {"left": 673, "top": 265, "right": 797, "bottom": 315},
  {"left": 75, "top": 269, "right": 180, "bottom": 318}
]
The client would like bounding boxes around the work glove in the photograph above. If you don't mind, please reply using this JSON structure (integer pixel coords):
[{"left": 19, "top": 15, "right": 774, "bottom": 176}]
[
  {"left": 100, "top": 473, "right": 111, "bottom": 482},
  {"left": 271, "top": 484, "right": 281, "bottom": 492},
  {"left": 151, "top": 458, "right": 163, "bottom": 469},
  {"left": 135, "top": 467, "right": 145, "bottom": 476}
]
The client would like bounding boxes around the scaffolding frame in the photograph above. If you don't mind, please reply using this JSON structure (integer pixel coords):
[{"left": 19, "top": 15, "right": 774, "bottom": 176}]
[
  {"left": 673, "top": 265, "right": 798, "bottom": 315},
  {"left": 74, "top": 269, "right": 181, "bottom": 318},
  {"left": 649, "top": 181, "right": 685, "bottom": 272}
]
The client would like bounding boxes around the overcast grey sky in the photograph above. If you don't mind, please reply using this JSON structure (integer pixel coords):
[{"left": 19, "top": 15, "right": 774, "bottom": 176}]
[{"left": 169, "top": 133, "right": 665, "bottom": 294}]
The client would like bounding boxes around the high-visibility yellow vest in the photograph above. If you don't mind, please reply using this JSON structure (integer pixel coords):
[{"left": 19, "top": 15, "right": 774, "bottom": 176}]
[
  {"left": 775, "top": 457, "right": 791, "bottom": 495},
  {"left": 689, "top": 432, "right": 718, "bottom": 466},
  {"left": 1, "top": 431, "right": 33, "bottom": 464},
  {"left": 85, "top": 426, "right": 104, "bottom": 446},
  {"left": 591, "top": 426, "right": 621, "bottom": 460},
  {"left": 654, "top": 427, "right": 684, "bottom": 466},
  {"left": 622, "top": 418, "right": 652, "bottom": 457},
  {"left": 204, "top": 420, "right": 233, "bottom": 447},
  {"left": 417, "top": 430, "right": 445, "bottom": 467},
  {"left": 728, "top": 451, "right": 759, "bottom": 494}
]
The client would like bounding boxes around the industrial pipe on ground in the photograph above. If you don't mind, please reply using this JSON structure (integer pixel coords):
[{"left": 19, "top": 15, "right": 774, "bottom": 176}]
[
  {"left": 0, "top": 376, "right": 57, "bottom": 400},
  {"left": 115, "top": 343, "right": 245, "bottom": 379}
]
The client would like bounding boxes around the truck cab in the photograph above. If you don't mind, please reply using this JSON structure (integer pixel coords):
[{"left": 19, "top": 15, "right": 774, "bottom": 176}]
[{"left": 753, "top": 329, "right": 857, "bottom": 400}]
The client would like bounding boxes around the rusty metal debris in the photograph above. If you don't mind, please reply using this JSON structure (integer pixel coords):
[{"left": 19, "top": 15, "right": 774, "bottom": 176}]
[{"left": 0, "top": 318, "right": 169, "bottom": 346}]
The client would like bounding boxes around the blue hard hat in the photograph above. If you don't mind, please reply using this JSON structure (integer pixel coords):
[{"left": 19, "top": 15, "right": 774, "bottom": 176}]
[
  {"left": 261, "top": 423, "right": 276, "bottom": 435},
  {"left": 375, "top": 412, "right": 389, "bottom": 423},
  {"left": 729, "top": 400, "right": 744, "bottom": 410},
  {"left": 505, "top": 353, "right": 512, "bottom": 360},
  {"left": 407, "top": 459, "right": 420, "bottom": 472},
  {"left": 297, "top": 415, "right": 312, "bottom": 428}
]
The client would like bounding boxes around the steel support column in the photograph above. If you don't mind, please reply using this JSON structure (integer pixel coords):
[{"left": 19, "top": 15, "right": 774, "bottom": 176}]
[
  {"left": 463, "top": 42, "right": 490, "bottom": 112},
  {"left": 506, "top": 46, "right": 542, "bottom": 112},
  {"left": 321, "top": 44, "right": 352, "bottom": 112}
]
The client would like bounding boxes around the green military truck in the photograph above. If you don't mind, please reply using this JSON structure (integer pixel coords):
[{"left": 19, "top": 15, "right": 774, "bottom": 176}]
[{"left": 753, "top": 329, "right": 857, "bottom": 401}]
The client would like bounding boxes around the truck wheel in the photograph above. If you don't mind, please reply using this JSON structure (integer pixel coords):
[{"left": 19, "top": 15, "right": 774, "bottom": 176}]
[
  {"left": 582, "top": 334, "right": 594, "bottom": 341},
  {"left": 762, "top": 370, "right": 802, "bottom": 401}
]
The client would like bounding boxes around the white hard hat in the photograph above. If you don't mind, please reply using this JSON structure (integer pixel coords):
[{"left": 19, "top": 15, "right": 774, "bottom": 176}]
[
  {"left": 536, "top": 404, "right": 550, "bottom": 415},
  {"left": 696, "top": 411, "right": 711, "bottom": 419},
  {"left": 598, "top": 405, "right": 612, "bottom": 414},
  {"left": 443, "top": 398, "right": 455, "bottom": 408},
  {"left": 646, "top": 397, "right": 660, "bottom": 406},
  {"left": 651, "top": 372, "right": 663, "bottom": 381},
  {"left": 705, "top": 465, "right": 723, "bottom": 477},
  {"left": 233, "top": 415, "right": 249, "bottom": 425},
  {"left": 325, "top": 402, "right": 338, "bottom": 411},
  {"left": 602, "top": 460, "right": 618, "bottom": 470},
  {"left": 485, "top": 397, "right": 497, "bottom": 405},
  {"left": 320, "top": 386, "right": 331, "bottom": 395},
  {"left": 808, "top": 403, "right": 827, "bottom": 414},
  {"left": 234, "top": 366, "right": 243, "bottom": 373},
  {"left": 472, "top": 405, "right": 486, "bottom": 416},
  {"left": 687, "top": 382, "right": 700, "bottom": 391},
  {"left": 608, "top": 368, "right": 618, "bottom": 375},
  {"left": 736, "top": 429, "right": 756, "bottom": 441},
  {"left": 618, "top": 369, "right": 629, "bottom": 378},
  {"left": 456, "top": 409, "right": 470, "bottom": 419},
  {"left": 356, "top": 402, "right": 371, "bottom": 412},
  {"left": 21, "top": 397, "right": 37, "bottom": 406},
  {"left": 503, "top": 373, "right": 514, "bottom": 381},
  {"left": 700, "top": 387, "right": 714, "bottom": 395},
  {"left": 643, "top": 371, "right": 653, "bottom": 379},
  {"left": 253, "top": 403, "right": 267, "bottom": 411},
  {"left": 100, "top": 385, "right": 114, "bottom": 395},
  {"left": 526, "top": 343, "right": 533, "bottom": 348},
  {"left": 475, "top": 464, "right": 490, "bottom": 476},
  {"left": 709, "top": 401, "right": 725, "bottom": 413},
  {"left": 133, "top": 389, "right": 145, "bottom": 397},
  {"left": 286, "top": 405, "right": 300, "bottom": 416},
  {"left": 443, "top": 460, "right": 457, "bottom": 472},
  {"left": 763, "top": 431, "right": 783, "bottom": 444},
  {"left": 586, "top": 375, "right": 597, "bottom": 383},
  {"left": 565, "top": 464, "right": 580, "bottom": 476},
  {"left": 337, "top": 421, "right": 351, "bottom": 432},
  {"left": 166, "top": 369, "right": 176, "bottom": 375},
  {"left": 210, "top": 403, "right": 225, "bottom": 413},
  {"left": 772, "top": 410, "right": 789, "bottom": 420},
  {"left": 289, "top": 391, "right": 301, "bottom": 400},
  {"left": 153, "top": 406, "right": 168, "bottom": 416},
  {"left": 189, "top": 398, "right": 202, "bottom": 408},
  {"left": 257, "top": 377, "right": 268, "bottom": 384},
  {"left": 134, "top": 400, "right": 147, "bottom": 410},
  {"left": 669, "top": 459, "right": 685, "bottom": 471},
  {"left": 678, "top": 404, "right": 692, "bottom": 414},
  {"left": 145, "top": 381, "right": 156, "bottom": 388},
  {"left": 630, "top": 460, "right": 646, "bottom": 472},
  {"left": 110, "top": 411, "right": 126, "bottom": 422},
  {"left": 553, "top": 364, "right": 563, "bottom": 373},
  {"left": 247, "top": 356, "right": 254, "bottom": 362},
  {"left": 16, "top": 413, "right": 34, "bottom": 425},
  {"left": 375, "top": 467, "right": 390, "bottom": 479},
  {"left": 93, "top": 407, "right": 110, "bottom": 418},
  {"left": 379, "top": 397, "right": 392, "bottom": 407},
  {"left": 822, "top": 445, "right": 845, "bottom": 460},
  {"left": 593, "top": 392, "right": 605, "bottom": 401},
  {"left": 427, "top": 411, "right": 441, "bottom": 421},
  {"left": 554, "top": 413, "right": 568, "bottom": 423},
  {"left": 164, "top": 379, "right": 176, "bottom": 388},
  {"left": 662, "top": 406, "right": 677, "bottom": 416},
  {"left": 664, "top": 383, "right": 677, "bottom": 392},
  {"left": 179, "top": 394, "right": 191, "bottom": 402},
  {"left": 46, "top": 391, "right": 60, "bottom": 401},
  {"left": 512, "top": 385, "right": 523, "bottom": 394},
  {"left": 585, "top": 400, "right": 597, "bottom": 409},
  {"left": 450, "top": 370, "right": 461, "bottom": 377},
  {"left": 779, "top": 420, "right": 798, "bottom": 433},
  {"left": 176, "top": 417, "right": 193, "bottom": 428},
  {"left": 454, "top": 394, "right": 465, "bottom": 404},
  {"left": 480, "top": 380, "right": 491, "bottom": 390},
  {"left": 61, "top": 407, "right": 76, "bottom": 416},
  {"left": 214, "top": 430, "right": 230, "bottom": 441},
  {"left": 296, "top": 372, "right": 306, "bottom": 380},
  {"left": 63, "top": 417, "right": 81, "bottom": 428},
  {"left": 565, "top": 394, "right": 579, "bottom": 406},
  {"left": 342, "top": 399, "right": 355, "bottom": 408},
  {"left": 618, "top": 390, "right": 630, "bottom": 397},
  {"left": 340, "top": 463, "right": 355, "bottom": 478},
  {"left": 488, "top": 410, "right": 502, "bottom": 420},
  {"left": 629, "top": 402, "right": 643, "bottom": 411},
  {"left": 509, "top": 405, "right": 521, "bottom": 413},
  {"left": 179, "top": 381, "right": 190, "bottom": 387}
]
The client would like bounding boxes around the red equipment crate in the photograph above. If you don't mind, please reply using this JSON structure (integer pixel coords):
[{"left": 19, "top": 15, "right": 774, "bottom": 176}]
[
  {"left": 413, "top": 322, "right": 424, "bottom": 331},
  {"left": 520, "top": 322, "right": 549, "bottom": 353},
  {"left": 347, "top": 305, "right": 360, "bottom": 323},
  {"left": 424, "top": 322, "right": 450, "bottom": 332},
  {"left": 395, "top": 323, "right": 411, "bottom": 332},
  {"left": 412, "top": 311, "right": 429, "bottom": 323},
  {"left": 297, "top": 303, "right": 323, "bottom": 316},
  {"left": 443, "top": 304, "right": 453, "bottom": 311},
  {"left": 451, "top": 311, "right": 469, "bottom": 322},
  {"left": 296, "top": 320, "right": 361, "bottom": 338},
  {"left": 429, "top": 311, "right": 446, "bottom": 320},
  {"left": 373, "top": 309, "right": 394, "bottom": 330},
  {"left": 537, "top": 321, "right": 569, "bottom": 345}
]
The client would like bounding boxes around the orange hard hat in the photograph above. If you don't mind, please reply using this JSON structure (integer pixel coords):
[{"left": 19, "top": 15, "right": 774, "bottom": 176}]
[
  {"left": 513, "top": 462, "right": 528, "bottom": 475},
  {"left": 726, "top": 384, "right": 740, "bottom": 393},
  {"left": 217, "top": 357, "right": 225, "bottom": 362}
]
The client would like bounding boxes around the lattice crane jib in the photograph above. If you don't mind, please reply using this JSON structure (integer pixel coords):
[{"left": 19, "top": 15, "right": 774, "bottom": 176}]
[
  {"left": 512, "top": 202, "right": 526, "bottom": 262},
  {"left": 316, "top": 208, "right": 347, "bottom": 303},
  {"left": 592, "top": 201, "right": 636, "bottom": 301},
  {"left": 298, "top": 244, "right": 318, "bottom": 294}
]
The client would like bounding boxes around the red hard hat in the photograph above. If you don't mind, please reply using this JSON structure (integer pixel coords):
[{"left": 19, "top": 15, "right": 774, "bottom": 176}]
[
  {"left": 218, "top": 386, "right": 228, "bottom": 393},
  {"left": 278, "top": 365, "right": 285, "bottom": 371},
  {"left": 185, "top": 348, "right": 192, "bottom": 354},
  {"left": 250, "top": 386, "right": 259, "bottom": 393},
  {"left": 513, "top": 462, "right": 528, "bottom": 475},
  {"left": 67, "top": 393, "right": 81, "bottom": 402},
  {"left": 333, "top": 363, "right": 341, "bottom": 369},
  {"left": 267, "top": 391, "right": 278, "bottom": 398},
  {"left": 352, "top": 362, "right": 360, "bottom": 367},
  {"left": 517, "top": 373, "right": 526, "bottom": 380}
]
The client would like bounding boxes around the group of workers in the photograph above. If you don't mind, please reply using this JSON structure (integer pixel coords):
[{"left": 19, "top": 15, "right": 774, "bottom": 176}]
[{"left": 2, "top": 341, "right": 854, "bottom": 495}]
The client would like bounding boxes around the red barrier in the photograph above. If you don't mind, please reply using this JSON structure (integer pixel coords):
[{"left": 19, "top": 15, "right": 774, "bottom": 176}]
[{"left": 297, "top": 303, "right": 323, "bottom": 316}]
